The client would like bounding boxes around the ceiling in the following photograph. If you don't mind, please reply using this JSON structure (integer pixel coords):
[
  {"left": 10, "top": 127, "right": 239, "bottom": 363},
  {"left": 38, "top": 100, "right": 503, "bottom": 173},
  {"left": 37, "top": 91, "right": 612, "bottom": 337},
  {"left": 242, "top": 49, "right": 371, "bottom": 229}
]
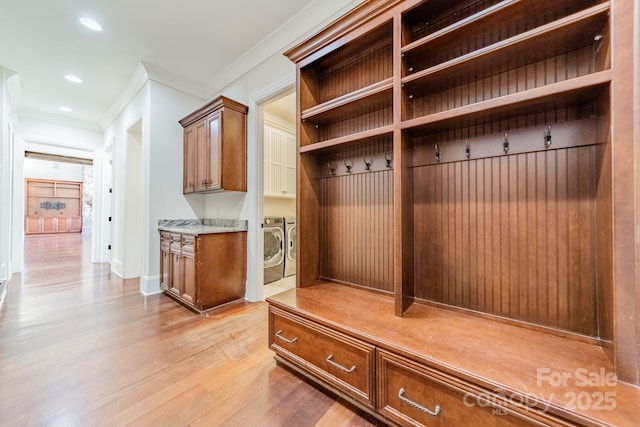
[{"left": 0, "top": 0, "right": 317, "bottom": 127}]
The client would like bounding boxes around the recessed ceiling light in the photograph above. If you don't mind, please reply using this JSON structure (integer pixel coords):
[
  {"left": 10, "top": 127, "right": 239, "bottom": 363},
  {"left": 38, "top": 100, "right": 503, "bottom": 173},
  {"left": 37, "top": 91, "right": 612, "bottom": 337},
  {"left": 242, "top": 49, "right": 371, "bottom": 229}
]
[
  {"left": 65, "top": 74, "right": 83, "bottom": 83},
  {"left": 59, "top": 106, "right": 73, "bottom": 112},
  {"left": 79, "top": 17, "right": 102, "bottom": 31}
]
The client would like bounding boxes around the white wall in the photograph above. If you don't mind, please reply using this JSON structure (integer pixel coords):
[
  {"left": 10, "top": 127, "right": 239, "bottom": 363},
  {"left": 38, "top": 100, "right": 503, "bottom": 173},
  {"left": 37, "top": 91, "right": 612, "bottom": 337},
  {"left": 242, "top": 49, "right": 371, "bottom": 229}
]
[
  {"left": 103, "top": 79, "right": 204, "bottom": 293},
  {"left": 0, "top": 67, "right": 15, "bottom": 282},
  {"left": 264, "top": 198, "right": 296, "bottom": 217},
  {"left": 24, "top": 158, "right": 83, "bottom": 181},
  {"left": 19, "top": 115, "right": 103, "bottom": 152}
]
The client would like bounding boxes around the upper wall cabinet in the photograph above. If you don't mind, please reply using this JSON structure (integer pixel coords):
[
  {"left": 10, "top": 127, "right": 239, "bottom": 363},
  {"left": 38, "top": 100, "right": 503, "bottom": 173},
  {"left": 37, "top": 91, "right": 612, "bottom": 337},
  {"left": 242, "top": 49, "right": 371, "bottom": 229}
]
[
  {"left": 264, "top": 120, "right": 296, "bottom": 199},
  {"left": 179, "top": 96, "right": 248, "bottom": 194}
]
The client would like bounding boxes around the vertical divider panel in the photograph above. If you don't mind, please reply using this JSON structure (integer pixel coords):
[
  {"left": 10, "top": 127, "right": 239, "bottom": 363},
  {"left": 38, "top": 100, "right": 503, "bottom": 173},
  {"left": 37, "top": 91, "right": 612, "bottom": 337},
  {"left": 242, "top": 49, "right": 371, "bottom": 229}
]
[{"left": 394, "top": 12, "right": 413, "bottom": 316}]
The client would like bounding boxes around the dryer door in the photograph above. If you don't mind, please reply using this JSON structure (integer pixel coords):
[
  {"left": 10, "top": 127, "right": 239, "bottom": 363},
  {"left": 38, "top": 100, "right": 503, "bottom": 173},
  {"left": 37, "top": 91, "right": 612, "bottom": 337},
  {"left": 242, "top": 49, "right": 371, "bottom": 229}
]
[
  {"left": 286, "top": 224, "right": 296, "bottom": 263},
  {"left": 264, "top": 227, "right": 284, "bottom": 267}
]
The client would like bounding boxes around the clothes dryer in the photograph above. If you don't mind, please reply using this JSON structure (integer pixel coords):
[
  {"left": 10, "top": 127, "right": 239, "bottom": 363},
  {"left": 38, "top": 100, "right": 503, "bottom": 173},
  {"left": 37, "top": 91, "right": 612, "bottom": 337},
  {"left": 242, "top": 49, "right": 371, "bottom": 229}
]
[
  {"left": 284, "top": 217, "right": 296, "bottom": 277},
  {"left": 264, "top": 217, "right": 285, "bottom": 284}
]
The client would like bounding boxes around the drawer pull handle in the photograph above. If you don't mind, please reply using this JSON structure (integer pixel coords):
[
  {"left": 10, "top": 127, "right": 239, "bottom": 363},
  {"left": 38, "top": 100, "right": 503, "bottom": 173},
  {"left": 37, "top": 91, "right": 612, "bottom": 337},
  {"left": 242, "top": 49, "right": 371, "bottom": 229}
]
[
  {"left": 275, "top": 330, "right": 298, "bottom": 343},
  {"left": 398, "top": 388, "right": 441, "bottom": 416},
  {"left": 326, "top": 354, "right": 356, "bottom": 373}
]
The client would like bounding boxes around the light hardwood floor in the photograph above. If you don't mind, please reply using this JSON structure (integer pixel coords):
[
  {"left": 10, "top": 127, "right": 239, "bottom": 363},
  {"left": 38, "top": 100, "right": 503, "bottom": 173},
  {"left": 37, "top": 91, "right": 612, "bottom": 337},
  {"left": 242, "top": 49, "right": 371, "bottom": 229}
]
[{"left": 0, "top": 233, "right": 382, "bottom": 427}]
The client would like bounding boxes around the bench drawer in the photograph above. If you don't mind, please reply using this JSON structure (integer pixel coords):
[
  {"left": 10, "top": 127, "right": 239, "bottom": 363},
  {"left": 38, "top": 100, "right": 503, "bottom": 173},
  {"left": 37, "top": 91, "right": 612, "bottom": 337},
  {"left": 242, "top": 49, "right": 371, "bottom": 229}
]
[
  {"left": 378, "top": 350, "right": 532, "bottom": 427},
  {"left": 269, "top": 306, "right": 375, "bottom": 407}
]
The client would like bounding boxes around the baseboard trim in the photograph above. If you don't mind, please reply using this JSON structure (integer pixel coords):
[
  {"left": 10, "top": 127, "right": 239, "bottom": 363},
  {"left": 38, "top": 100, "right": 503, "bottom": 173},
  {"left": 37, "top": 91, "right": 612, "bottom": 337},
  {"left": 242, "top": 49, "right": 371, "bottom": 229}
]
[{"left": 140, "top": 274, "right": 162, "bottom": 296}]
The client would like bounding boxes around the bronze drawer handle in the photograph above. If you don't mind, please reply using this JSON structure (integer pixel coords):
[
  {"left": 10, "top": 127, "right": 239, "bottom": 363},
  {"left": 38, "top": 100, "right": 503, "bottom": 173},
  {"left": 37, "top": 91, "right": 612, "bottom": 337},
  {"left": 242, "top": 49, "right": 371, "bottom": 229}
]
[
  {"left": 275, "top": 330, "right": 298, "bottom": 343},
  {"left": 326, "top": 354, "right": 356, "bottom": 373},
  {"left": 398, "top": 388, "right": 441, "bottom": 416}
]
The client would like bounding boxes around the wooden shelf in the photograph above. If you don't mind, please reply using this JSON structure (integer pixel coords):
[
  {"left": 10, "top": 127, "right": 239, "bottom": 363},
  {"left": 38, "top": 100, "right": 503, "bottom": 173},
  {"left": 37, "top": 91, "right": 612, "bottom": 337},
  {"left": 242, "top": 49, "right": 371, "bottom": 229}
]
[
  {"left": 402, "top": 0, "right": 520, "bottom": 53},
  {"left": 299, "top": 125, "right": 394, "bottom": 154},
  {"left": 300, "top": 77, "right": 393, "bottom": 122},
  {"left": 402, "top": 70, "right": 611, "bottom": 133},
  {"left": 402, "top": 2, "right": 610, "bottom": 92},
  {"left": 301, "top": 79, "right": 393, "bottom": 125}
]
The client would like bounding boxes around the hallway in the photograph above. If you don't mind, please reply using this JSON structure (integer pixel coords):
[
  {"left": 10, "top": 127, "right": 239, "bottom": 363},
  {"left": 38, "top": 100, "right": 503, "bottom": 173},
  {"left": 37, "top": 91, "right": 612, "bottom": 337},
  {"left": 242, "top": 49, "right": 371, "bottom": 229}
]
[{"left": 0, "top": 234, "right": 380, "bottom": 426}]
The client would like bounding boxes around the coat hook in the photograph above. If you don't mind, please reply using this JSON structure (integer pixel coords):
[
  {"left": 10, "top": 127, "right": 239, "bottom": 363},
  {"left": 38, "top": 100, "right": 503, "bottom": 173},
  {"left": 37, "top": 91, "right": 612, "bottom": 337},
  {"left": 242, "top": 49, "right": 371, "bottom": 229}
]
[
  {"left": 363, "top": 156, "right": 372, "bottom": 171},
  {"left": 544, "top": 124, "right": 552, "bottom": 148},
  {"left": 384, "top": 152, "right": 392, "bottom": 168},
  {"left": 434, "top": 144, "right": 441, "bottom": 162},
  {"left": 465, "top": 140, "right": 471, "bottom": 159},
  {"left": 344, "top": 159, "right": 353, "bottom": 173},
  {"left": 503, "top": 132, "right": 509, "bottom": 154},
  {"left": 327, "top": 162, "right": 335, "bottom": 176}
]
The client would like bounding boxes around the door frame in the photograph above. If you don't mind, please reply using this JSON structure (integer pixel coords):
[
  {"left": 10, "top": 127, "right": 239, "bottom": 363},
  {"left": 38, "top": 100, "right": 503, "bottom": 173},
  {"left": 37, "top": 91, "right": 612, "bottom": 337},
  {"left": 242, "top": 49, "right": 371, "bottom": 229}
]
[{"left": 246, "top": 75, "right": 295, "bottom": 301}]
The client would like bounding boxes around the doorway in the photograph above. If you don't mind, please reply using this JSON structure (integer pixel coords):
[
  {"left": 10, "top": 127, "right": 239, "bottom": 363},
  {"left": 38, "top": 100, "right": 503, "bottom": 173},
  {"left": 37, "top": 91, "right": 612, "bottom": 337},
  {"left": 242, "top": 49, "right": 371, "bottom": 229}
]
[{"left": 262, "top": 91, "right": 297, "bottom": 299}]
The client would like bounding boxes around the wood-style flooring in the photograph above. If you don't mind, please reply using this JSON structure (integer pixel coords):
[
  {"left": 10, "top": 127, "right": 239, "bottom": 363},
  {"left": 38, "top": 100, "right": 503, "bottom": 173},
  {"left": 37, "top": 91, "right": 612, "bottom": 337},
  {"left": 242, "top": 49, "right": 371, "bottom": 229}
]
[{"left": 0, "top": 233, "right": 382, "bottom": 427}]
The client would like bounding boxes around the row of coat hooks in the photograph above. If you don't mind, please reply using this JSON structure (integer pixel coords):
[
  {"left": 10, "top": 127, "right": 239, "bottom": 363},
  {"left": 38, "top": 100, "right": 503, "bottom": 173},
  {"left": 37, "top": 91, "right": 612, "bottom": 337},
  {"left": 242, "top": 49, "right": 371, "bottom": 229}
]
[
  {"left": 433, "top": 124, "right": 553, "bottom": 162},
  {"left": 327, "top": 152, "right": 392, "bottom": 176}
]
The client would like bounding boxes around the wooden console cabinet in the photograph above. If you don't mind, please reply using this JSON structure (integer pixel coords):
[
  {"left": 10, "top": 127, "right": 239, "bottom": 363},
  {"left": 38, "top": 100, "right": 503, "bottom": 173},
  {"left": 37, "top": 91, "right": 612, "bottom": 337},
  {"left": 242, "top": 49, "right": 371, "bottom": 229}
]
[
  {"left": 268, "top": 0, "right": 640, "bottom": 425},
  {"left": 25, "top": 179, "right": 82, "bottom": 234},
  {"left": 160, "top": 230, "right": 246, "bottom": 311},
  {"left": 179, "top": 96, "right": 248, "bottom": 194}
]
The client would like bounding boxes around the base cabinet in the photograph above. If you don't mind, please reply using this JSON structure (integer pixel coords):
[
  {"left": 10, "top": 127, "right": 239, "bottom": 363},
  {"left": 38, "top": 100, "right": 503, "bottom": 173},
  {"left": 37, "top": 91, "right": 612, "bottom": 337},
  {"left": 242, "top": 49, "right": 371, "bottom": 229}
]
[
  {"left": 267, "top": 286, "right": 638, "bottom": 427},
  {"left": 160, "top": 231, "right": 246, "bottom": 311},
  {"left": 269, "top": 304, "right": 535, "bottom": 427}
]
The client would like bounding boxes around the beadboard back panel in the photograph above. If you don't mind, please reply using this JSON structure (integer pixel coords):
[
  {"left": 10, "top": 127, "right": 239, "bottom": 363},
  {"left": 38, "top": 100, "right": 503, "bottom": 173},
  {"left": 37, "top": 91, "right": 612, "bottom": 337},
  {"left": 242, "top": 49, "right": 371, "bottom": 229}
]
[
  {"left": 413, "top": 145, "right": 599, "bottom": 336},
  {"left": 319, "top": 170, "right": 394, "bottom": 293}
]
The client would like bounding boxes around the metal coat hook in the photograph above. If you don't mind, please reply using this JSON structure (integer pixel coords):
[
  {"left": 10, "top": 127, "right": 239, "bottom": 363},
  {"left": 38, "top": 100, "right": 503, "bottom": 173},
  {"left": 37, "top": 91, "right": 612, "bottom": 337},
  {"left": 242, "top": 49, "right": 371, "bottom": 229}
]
[
  {"left": 544, "top": 124, "right": 552, "bottom": 148},
  {"left": 465, "top": 140, "right": 471, "bottom": 159},
  {"left": 503, "top": 132, "right": 510, "bottom": 154},
  {"left": 384, "top": 152, "right": 392, "bottom": 168},
  {"left": 327, "top": 162, "right": 335, "bottom": 176},
  {"left": 434, "top": 144, "right": 441, "bottom": 162},
  {"left": 344, "top": 159, "right": 353, "bottom": 173},
  {"left": 363, "top": 156, "right": 372, "bottom": 171},
  {"left": 594, "top": 34, "right": 604, "bottom": 53}
]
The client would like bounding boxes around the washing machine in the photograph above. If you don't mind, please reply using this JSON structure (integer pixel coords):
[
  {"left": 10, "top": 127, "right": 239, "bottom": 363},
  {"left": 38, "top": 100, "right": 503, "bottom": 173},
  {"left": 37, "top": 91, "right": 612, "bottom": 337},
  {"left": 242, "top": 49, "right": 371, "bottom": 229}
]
[
  {"left": 284, "top": 217, "right": 296, "bottom": 277},
  {"left": 264, "top": 217, "right": 285, "bottom": 284}
]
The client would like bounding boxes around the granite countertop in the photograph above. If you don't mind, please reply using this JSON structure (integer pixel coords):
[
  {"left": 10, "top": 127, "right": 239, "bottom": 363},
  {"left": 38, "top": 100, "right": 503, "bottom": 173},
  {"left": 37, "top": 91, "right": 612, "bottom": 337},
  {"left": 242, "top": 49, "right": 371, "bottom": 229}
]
[{"left": 158, "top": 219, "right": 247, "bottom": 235}]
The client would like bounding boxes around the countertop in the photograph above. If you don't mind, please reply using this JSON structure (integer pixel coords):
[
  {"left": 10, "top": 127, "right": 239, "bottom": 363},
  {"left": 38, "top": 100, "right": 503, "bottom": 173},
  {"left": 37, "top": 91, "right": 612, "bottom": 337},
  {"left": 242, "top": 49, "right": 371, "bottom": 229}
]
[{"left": 158, "top": 219, "right": 247, "bottom": 235}]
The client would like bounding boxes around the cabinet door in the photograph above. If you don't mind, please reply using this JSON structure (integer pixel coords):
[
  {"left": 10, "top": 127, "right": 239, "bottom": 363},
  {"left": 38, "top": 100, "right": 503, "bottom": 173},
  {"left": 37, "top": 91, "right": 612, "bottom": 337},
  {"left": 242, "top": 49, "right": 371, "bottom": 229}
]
[
  {"left": 43, "top": 218, "right": 56, "bottom": 233},
  {"left": 57, "top": 217, "right": 70, "bottom": 233},
  {"left": 25, "top": 217, "right": 41, "bottom": 234},
  {"left": 183, "top": 121, "right": 201, "bottom": 193},
  {"left": 182, "top": 253, "right": 196, "bottom": 305},
  {"left": 160, "top": 243, "right": 171, "bottom": 291},
  {"left": 191, "top": 120, "right": 207, "bottom": 192},
  {"left": 264, "top": 123, "right": 295, "bottom": 198},
  {"left": 181, "top": 236, "right": 196, "bottom": 305},
  {"left": 284, "top": 131, "right": 296, "bottom": 196},
  {"left": 169, "top": 250, "right": 183, "bottom": 297},
  {"left": 265, "top": 124, "right": 285, "bottom": 196},
  {"left": 69, "top": 216, "right": 82, "bottom": 232},
  {"left": 205, "top": 111, "right": 222, "bottom": 191}
]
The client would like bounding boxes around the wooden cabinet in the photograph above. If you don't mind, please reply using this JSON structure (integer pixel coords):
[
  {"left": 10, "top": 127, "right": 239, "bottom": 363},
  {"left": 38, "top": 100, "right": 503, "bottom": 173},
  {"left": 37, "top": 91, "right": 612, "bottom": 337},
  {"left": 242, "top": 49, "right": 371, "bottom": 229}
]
[
  {"left": 268, "top": 0, "right": 640, "bottom": 425},
  {"left": 25, "top": 179, "right": 83, "bottom": 234},
  {"left": 179, "top": 96, "right": 248, "bottom": 194},
  {"left": 159, "top": 230, "right": 246, "bottom": 312},
  {"left": 264, "top": 120, "right": 296, "bottom": 198}
]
